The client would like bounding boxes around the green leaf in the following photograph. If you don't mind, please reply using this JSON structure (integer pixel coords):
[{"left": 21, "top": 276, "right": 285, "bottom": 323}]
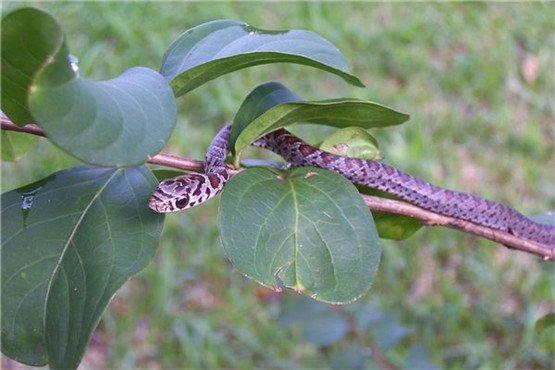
[
  {"left": 357, "top": 186, "right": 422, "bottom": 240},
  {"left": 320, "top": 126, "right": 382, "bottom": 160},
  {"left": 240, "top": 159, "right": 288, "bottom": 170},
  {"left": 405, "top": 345, "right": 437, "bottom": 370},
  {"left": 1, "top": 166, "right": 164, "bottom": 368},
  {"left": 329, "top": 343, "right": 368, "bottom": 370},
  {"left": 230, "top": 82, "right": 301, "bottom": 155},
  {"left": 279, "top": 297, "right": 348, "bottom": 345},
  {"left": 371, "top": 313, "right": 412, "bottom": 350},
  {"left": 231, "top": 82, "right": 409, "bottom": 156},
  {"left": 1, "top": 131, "right": 39, "bottom": 161},
  {"left": 29, "top": 65, "right": 177, "bottom": 166},
  {"left": 371, "top": 211, "right": 422, "bottom": 240},
  {"left": 2, "top": 7, "right": 177, "bottom": 166},
  {"left": 219, "top": 166, "right": 381, "bottom": 304},
  {"left": 160, "top": 19, "right": 364, "bottom": 96},
  {"left": 1, "top": 8, "right": 63, "bottom": 126}
]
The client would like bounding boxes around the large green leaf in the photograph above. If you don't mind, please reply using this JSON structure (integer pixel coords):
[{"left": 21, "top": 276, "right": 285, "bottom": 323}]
[
  {"left": 29, "top": 66, "right": 176, "bottom": 166},
  {"left": 231, "top": 82, "right": 410, "bottom": 156},
  {"left": 1, "top": 8, "right": 63, "bottom": 126},
  {"left": 160, "top": 19, "right": 364, "bottom": 96},
  {"left": 279, "top": 296, "right": 349, "bottom": 345},
  {"left": 1, "top": 8, "right": 177, "bottom": 166},
  {"left": 1, "top": 166, "right": 164, "bottom": 368},
  {"left": 219, "top": 167, "right": 381, "bottom": 304}
]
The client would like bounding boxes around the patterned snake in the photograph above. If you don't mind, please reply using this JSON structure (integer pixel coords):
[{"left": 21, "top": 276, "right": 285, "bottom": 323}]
[{"left": 149, "top": 124, "right": 555, "bottom": 246}]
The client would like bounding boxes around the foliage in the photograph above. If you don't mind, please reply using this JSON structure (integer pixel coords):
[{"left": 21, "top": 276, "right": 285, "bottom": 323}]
[
  {"left": 1, "top": 6, "right": 408, "bottom": 368},
  {"left": 1, "top": 2, "right": 554, "bottom": 369},
  {"left": 2, "top": 166, "right": 162, "bottom": 368},
  {"left": 220, "top": 167, "right": 381, "bottom": 303}
]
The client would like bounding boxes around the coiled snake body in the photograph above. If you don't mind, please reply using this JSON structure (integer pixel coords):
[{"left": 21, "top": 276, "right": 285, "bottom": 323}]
[{"left": 149, "top": 124, "right": 555, "bottom": 246}]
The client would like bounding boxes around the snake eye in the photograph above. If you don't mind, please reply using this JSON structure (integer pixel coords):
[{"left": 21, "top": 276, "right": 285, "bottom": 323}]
[{"left": 175, "top": 197, "right": 189, "bottom": 209}]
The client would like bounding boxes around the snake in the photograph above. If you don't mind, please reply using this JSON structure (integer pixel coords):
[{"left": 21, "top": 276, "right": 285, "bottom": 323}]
[{"left": 149, "top": 124, "right": 555, "bottom": 247}]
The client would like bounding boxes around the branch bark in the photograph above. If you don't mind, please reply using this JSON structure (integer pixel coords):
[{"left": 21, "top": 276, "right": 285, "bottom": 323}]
[{"left": 2, "top": 117, "right": 554, "bottom": 261}]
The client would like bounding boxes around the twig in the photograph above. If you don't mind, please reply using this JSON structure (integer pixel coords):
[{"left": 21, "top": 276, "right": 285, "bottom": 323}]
[
  {"left": 361, "top": 195, "right": 554, "bottom": 260},
  {"left": 147, "top": 151, "right": 205, "bottom": 172},
  {"left": 1, "top": 117, "right": 45, "bottom": 137},
  {"left": 2, "top": 118, "right": 554, "bottom": 261},
  {"left": 148, "top": 151, "right": 240, "bottom": 175}
]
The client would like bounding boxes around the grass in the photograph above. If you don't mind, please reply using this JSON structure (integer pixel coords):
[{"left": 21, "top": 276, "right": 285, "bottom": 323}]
[{"left": 2, "top": 2, "right": 554, "bottom": 369}]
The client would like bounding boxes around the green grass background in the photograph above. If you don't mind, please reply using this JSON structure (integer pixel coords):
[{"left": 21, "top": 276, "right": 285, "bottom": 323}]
[{"left": 2, "top": 2, "right": 554, "bottom": 368}]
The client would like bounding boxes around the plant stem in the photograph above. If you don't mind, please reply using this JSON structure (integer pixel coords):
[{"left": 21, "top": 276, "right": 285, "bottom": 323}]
[{"left": 2, "top": 117, "right": 554, "bottom": 261}]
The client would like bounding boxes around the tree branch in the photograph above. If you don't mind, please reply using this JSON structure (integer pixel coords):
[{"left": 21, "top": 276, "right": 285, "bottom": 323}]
[{"left": 2, "top": 117, "right": 554, "bottom": 261}]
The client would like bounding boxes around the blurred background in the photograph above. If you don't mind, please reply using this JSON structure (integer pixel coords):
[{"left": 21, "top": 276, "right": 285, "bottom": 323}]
[{"left": 2, "top": 2, "right": 554, "bottom": 368}]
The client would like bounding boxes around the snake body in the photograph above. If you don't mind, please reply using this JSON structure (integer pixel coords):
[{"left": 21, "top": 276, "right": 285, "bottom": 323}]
[{"left": 149, "top": 124, "right": 555, "bottom": 246}]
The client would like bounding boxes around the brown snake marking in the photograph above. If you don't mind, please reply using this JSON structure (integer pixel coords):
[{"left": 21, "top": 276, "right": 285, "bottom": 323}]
[{"left": 149, "top": 124, "right": 555, "bottom": 246}]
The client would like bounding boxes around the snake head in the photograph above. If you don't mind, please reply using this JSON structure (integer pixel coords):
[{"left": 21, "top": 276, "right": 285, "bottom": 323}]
[{"left": 149, "top": 173, "right": 227, "bottom": 213}]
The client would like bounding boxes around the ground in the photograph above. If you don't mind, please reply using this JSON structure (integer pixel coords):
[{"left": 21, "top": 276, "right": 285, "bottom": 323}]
[{"left": 2, "top": 2, "right": 554, "bottom": 368}]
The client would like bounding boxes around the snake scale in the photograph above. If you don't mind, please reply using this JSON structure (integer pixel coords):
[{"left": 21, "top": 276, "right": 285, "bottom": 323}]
[{"left": 149, "top": 124, "right": 555, "bottom": 247}]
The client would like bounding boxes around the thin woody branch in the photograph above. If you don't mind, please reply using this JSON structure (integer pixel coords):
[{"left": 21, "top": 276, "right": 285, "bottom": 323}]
[
  {"left": 1, "top": 117, "right": 45, "bottom": 137},
  {"left": 361, "top": 195, "right": 553, "bottom": 260},
  {"left": 2, "top": 117, "right": 554, "bottom": 261},
  {"left": 148, "top": 151, "right": 205, "bottom": 172}
]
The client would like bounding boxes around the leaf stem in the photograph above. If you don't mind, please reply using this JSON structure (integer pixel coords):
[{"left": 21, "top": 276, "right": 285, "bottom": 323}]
[{"left": 2, "top": 117, "right": 553, "bottom": 261}]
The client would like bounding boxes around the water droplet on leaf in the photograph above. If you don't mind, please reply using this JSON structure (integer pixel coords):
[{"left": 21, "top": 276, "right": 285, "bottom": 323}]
[
  {"left": 69, "top": 54, "right": 79, "bottom": 72},
  {"left": 15, "top": 174, "right": 56, "bottom": 227},
  {"left": 18, "top": 186, "right": 41, "bottom": 227}
]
